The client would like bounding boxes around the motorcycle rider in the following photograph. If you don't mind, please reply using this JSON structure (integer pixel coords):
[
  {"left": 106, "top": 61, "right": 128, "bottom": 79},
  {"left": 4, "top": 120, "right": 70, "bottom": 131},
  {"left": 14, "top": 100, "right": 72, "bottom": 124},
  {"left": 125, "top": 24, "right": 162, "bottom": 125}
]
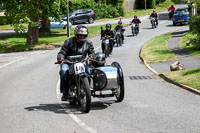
[
  {"left": 168, "top": 5, "right": 175, "bottom": 19},
  {"left": 114, "top": 21, "right": 125, "bottom": 44},
  {"left": 150, "top": 10, "right": 158, "bottom": 26},
  {"left": 130, "top": 15, "right": 141, "bottom": 33},
  {"left": 101, "top": 24, "right": 115, "bottom": 54},
  {"left": 57, "top": 25, "right": 95, "bottom": 101}
]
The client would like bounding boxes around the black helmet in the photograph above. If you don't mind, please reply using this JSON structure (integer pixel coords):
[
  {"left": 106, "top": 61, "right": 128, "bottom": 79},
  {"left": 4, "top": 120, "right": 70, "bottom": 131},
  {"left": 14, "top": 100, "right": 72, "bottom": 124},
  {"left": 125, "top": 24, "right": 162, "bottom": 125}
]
[
  {"left": 74, "top": 25, "right": 88, "bottom": 42},
  {"left": 92, "top": 52, "right": 105, "bottom": 67},
  {"left": 105, "top": 23, "right": 111, "bottom": 30},
  {"left": 118, "top": 21, "right": 122, "bottom": 24},
  {"left": 134, "top": 15, "right": 137, "bottom": 18}
]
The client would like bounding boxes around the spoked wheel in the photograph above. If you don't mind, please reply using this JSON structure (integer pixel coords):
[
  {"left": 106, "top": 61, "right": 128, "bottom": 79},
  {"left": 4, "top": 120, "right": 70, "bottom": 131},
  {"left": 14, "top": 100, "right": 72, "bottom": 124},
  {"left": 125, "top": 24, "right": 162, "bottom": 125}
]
[
  {"left": 116, "top": 36, "right": 119, "bottom": 47},
  {"left": 111, "top": 62, "right": 125, "bottom": 102},
  {"left": 78, "top": 77, "right": 91, "bottom": 113},
  {"left": 131, "top": 27, "right": 134, "bottom": 36},
  {"left": 104, "top": 44, "right": 109, "bottom": 58}
]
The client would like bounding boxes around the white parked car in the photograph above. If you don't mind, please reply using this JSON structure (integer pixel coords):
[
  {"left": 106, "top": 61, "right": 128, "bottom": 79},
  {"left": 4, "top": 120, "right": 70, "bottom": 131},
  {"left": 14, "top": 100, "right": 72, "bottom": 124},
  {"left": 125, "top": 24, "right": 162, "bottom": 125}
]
[{"left": 39, "top": 17, "right": 72, "bottom": 29}]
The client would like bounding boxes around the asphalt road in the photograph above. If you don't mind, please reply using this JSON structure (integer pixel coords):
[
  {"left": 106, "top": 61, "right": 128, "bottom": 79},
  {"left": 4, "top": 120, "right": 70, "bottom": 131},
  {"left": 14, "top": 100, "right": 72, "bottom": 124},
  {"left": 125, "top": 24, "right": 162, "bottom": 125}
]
[{"left": 1, "top": 4, "right": 200, "bottom": 133}]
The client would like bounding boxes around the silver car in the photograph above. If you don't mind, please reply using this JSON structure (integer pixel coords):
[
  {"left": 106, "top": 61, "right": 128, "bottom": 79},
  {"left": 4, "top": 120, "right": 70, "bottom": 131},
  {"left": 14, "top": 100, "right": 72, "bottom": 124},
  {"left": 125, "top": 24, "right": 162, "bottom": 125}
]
[{"left": 39, "top": 17, "right": 72, "bottom": 29}]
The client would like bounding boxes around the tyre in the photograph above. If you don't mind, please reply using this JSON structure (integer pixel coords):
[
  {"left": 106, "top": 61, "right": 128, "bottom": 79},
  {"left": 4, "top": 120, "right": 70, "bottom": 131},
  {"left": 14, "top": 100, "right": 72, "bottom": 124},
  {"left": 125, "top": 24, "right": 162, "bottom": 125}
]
[
  {"left": 70, "top": 20, "right": 74, "bottom": 25},
  {"left": 88, "top": 18, "right": 94, "bottom": 24},
  {"left": 173, "top": 22, "right": 176, "bottom": 26},
  {"left": 79, "top": 77, "right": 91, "bottom": 113},
  {"left": 111, "top": 62, "right": 125, "bottom": 102},
  {"left": 63, "top": 25, "right": 67, "bottom": 29},
  {"left": 131, "top": 26, "right": 134, "bottom": 36},
  {"left": 105, "top": 44, "right": 109, "bottom": 58},
  {"left": 116, "top": 36, "right": 119, "bottom": 47}
]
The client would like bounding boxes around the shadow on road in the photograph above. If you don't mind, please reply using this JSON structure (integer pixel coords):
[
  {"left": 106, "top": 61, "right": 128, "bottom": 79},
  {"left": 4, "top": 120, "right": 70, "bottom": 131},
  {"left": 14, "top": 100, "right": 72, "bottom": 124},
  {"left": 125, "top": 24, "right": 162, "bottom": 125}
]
[{"left": 24, "top": 100, "right": 116, "bottom": 114}]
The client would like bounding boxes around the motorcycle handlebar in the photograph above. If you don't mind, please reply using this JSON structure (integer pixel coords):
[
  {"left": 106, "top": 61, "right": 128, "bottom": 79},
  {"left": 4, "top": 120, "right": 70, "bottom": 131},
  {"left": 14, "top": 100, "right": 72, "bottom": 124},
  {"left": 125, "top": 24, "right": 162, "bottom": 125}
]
[{"left": 55, "top": 57, "right": 96, "bottom": 64}]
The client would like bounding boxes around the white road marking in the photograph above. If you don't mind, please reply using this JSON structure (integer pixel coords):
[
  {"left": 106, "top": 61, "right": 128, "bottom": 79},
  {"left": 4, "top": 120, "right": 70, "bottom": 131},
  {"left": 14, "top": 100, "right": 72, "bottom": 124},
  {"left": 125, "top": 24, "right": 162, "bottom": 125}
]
[
  {"left": 56, "top": 80, "right": 98, "bottom": 133},
  {"left": 55, "top": 45, "right": 101, "bottom": 133},
  {"left": 0, "top": 50, "right": 49, "bottom": 69},
  {"left": 0, "top": 57, "right": 25, "bottom": 69}
]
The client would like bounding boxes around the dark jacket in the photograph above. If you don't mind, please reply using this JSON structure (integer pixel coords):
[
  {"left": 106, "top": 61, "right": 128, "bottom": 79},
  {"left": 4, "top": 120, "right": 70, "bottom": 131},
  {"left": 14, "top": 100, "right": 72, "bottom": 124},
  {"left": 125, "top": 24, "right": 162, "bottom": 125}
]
[
  {"left": 101, "top": 30, "right": 115, "bottom": 39},
  {"left": 131, "top": 18, "right": 141, "bottom": 24},
  {"left": 114, "top": 25, "right": 125, "bottom": 31},
  {"left": 57, "top": 37, "right": 94, "bottom": 60},
  {"left": 150, "top": 13, "right": 158, "bottom": 18}
]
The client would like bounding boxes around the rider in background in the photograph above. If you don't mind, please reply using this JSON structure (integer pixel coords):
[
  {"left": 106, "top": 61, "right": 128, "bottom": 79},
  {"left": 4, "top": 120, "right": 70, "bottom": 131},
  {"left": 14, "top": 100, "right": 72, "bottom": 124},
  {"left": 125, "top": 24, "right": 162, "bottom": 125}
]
[
  {"left": 168, "top": 5, "right": 175, "bottom": 19},
  {"left": 150, "top": 10, "right": 158, "bottom": 26},
  {"left": 57, "top": 25, "right": 95, "bottom": 101},
  {"left": 114, "top": 21, "right": 125, "bottom": 44},
  {"left": 130, "top": 15, "right": 141, "bottom": 32},
  {"left": 101, "top": 24, "right": 115, "bottom": 54}
]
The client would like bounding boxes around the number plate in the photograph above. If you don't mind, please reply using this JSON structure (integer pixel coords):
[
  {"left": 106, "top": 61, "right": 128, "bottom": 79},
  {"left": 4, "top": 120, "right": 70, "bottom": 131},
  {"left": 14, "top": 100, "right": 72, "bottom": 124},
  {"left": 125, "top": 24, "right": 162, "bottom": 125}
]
[
  {"left": 178, "top": 19, "right": 184, "bottom": 22},
  {"left": 105, "top": 39, "right": 109, "bottom": 43},
  {"left": 74, "top": 63, "right": 85, "bottom": 74},
  {"left": 116, "top": 31, "right": 120, "bottom": 34}
]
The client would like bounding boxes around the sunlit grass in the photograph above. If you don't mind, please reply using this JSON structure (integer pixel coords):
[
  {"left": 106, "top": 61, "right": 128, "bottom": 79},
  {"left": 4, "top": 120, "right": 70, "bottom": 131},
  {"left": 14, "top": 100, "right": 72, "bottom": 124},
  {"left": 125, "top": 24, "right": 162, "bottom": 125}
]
[
  {"left": 165, "top": 68, "right": 200, "bottom": 90},
  {"left": 141, "top": 33, "right": 177, "bottom": 63},
  {"left": 179, "top": 32, "right": 200, "bottom": 58},
  {"left": 0, "top": 23, "right": 123, "bottom": 52}
]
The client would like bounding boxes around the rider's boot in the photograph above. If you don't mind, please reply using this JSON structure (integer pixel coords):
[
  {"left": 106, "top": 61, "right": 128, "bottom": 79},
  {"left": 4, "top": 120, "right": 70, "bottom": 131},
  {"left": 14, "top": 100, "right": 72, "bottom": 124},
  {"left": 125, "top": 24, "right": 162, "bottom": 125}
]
[{"left": 61, "top": 93, "right": 68, "bottom": 101}]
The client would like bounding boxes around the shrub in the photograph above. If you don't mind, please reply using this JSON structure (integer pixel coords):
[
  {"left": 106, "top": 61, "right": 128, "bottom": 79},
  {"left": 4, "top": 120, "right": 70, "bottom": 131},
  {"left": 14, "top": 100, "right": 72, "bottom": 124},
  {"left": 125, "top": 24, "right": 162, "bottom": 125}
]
[
  {"left": 189, "top": 15, "right": 200, "bottom": 49},
  {"left": 0, "top": 16, "right": 12, "bottom": 25}
]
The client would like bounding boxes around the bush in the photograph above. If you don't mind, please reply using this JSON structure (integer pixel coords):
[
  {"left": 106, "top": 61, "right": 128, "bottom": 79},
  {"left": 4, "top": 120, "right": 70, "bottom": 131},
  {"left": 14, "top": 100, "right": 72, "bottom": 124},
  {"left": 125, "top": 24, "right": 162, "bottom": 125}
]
[
  {"left": 0, "top": 16, "right": 12, "bottom": 25},
  {"left": 189, "top": 16, "right": 200, "bottom": 49},
  {"left": 139, "top": 0, "right": 157, "bottom": 9}
]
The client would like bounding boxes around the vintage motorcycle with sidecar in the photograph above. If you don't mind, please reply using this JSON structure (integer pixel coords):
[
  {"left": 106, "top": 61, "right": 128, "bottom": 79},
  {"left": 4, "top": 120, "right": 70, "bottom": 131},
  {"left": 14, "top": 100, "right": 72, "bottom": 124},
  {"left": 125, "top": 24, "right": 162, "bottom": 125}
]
[{"left": 55, "top": 52, "right": 125, "bottom": 113}]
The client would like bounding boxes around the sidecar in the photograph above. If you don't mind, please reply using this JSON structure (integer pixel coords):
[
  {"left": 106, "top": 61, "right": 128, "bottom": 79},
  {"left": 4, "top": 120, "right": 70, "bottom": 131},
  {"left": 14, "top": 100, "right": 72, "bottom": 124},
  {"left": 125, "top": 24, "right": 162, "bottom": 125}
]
[{"left": 90, "top": 62, "right": 124, "bottom": 102}]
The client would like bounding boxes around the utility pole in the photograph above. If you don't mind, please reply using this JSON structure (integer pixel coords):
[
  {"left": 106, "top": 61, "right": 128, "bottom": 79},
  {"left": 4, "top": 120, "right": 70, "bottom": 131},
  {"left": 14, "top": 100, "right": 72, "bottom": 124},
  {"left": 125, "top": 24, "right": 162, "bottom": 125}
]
[
  {"left": 67, "top": 0, "right": 70, "bottom": 37},
  {"left": 145, "top": 0, "right": 147, "bottom": 10}
]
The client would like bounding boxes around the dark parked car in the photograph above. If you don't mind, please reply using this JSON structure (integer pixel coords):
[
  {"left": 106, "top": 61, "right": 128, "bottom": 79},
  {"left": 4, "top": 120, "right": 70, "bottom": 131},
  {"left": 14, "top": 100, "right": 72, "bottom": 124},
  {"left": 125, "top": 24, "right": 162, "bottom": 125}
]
[
  {"left": 172, "top": 8, "right": 190, "bottom": 26},
  {"left": 62, "top": 9, "right": 96, "bottom": 25}
]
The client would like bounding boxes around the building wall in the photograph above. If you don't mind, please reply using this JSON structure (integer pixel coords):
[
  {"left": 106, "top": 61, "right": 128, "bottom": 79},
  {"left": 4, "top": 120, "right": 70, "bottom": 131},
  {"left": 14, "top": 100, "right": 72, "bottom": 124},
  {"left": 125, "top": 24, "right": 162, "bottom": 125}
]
[{"left": 124, "top": 0, "right": 138, "bottom": 13}]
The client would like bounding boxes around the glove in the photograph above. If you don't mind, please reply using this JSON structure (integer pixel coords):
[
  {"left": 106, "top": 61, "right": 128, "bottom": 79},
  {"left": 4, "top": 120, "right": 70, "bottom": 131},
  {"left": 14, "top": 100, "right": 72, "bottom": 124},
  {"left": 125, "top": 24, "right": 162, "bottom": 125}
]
[
  {"left": 58, "top": 58, "right": 63, "bottom": 63},
  {"left": 89, "top": 54, "right": 94, "bottom": 59}
]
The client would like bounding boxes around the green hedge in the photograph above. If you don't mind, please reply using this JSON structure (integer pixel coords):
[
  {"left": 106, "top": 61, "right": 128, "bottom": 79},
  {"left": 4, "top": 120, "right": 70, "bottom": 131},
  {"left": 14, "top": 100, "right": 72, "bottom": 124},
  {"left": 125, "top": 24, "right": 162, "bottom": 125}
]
[
  {"left": 139, "top": 0, "right": 167, "bottom": 9},
  {"left": 139, "top": 0, "right": 157, "bottom": 9},
  {"left": 189, "top": 16, "right": 200, "bottom": 49},
  {"left": 69, "top": 0, "right": 125, "bottom": 19},
  {"left": 0, "top": 16, "right": 12, "bottom": 25}
]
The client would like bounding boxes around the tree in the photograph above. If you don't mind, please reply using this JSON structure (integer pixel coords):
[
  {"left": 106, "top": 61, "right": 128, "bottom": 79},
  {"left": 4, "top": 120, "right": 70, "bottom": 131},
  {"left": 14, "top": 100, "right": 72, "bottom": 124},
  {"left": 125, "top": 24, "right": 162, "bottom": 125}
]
[{"left": 2, "top": 0, "right": 68, "bottom": 45}]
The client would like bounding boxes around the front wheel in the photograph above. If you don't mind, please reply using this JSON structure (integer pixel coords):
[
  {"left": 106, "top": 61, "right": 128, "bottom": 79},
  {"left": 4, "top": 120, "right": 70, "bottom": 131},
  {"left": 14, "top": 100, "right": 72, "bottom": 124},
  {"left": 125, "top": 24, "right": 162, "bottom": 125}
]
[
  {"left": 78, "top": 77, "right": 91, "bottom": 113},
  {"left": 131, "top": 26, "right": 134, "bottom": 36},
  {"left": 104, "top": 44, "right": 109, "bottom": 58}
]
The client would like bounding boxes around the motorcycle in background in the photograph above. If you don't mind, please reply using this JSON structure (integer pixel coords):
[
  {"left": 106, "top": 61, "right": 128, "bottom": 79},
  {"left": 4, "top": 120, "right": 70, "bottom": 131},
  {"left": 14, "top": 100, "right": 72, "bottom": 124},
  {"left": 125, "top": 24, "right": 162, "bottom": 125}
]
[
  {"left": 131, "top": 23, "right": 139, "bottom": 36},
  {"left": 150, "top": 17, "right": 157, "bottom": 29},
  {"left": 115, "top": 30, "right": 122, "bottom": 47},
  {"left": 168, "top": 9, "right": 174, "bottom": 19},
  {"left": 102, "top": 36, "right": 112, "bottom": 58}
]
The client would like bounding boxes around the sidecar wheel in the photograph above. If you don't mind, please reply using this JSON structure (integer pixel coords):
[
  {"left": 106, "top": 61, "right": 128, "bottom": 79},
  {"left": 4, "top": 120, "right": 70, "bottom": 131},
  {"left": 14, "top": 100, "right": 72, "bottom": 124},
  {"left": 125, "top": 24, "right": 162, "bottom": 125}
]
[
  {"left": 79, "top": 77, "right": 91, "bottom": 113},
  {"left": 111, "top": 62, "right": 125, "bottom": 102}
]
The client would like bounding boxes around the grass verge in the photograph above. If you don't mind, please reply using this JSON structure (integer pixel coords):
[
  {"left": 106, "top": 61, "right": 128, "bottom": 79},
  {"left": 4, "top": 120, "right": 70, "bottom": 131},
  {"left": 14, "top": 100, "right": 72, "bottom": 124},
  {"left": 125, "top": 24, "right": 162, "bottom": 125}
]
[
  {"left": 179, "top": 32, "right": 200, "bottom": 58},
  {"left": 0, "top": 23, "right": 121, "bottom": 52},
  {"left": 165, "top": 68, "right": 200, "bottom": 90},
  {"left": 141, "top": 33, "right": 176, "bottom": 63},
  {"left": 0, "top": 23, "right": 28, "bottom": 31}
]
